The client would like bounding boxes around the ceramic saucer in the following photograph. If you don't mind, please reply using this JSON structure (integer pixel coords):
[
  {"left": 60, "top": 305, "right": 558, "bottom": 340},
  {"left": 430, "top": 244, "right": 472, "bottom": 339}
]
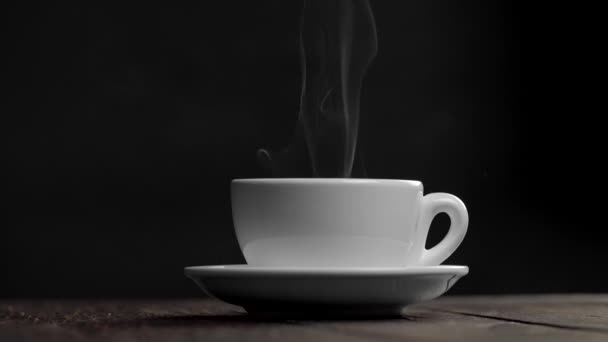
[{"left": 184, "top": 265, "right": 468, "bottom": 316}]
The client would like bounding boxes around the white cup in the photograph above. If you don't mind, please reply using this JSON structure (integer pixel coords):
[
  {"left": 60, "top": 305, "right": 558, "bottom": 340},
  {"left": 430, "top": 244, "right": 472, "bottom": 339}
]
[{"left": 231, "top": 179, "right": 468, "bottom": 268}]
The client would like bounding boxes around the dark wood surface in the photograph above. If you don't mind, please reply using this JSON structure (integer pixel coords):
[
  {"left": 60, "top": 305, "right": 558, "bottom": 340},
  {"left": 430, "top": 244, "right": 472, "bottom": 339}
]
[{"left": 1, "top": 295, "right": 607, "bottom": 341}]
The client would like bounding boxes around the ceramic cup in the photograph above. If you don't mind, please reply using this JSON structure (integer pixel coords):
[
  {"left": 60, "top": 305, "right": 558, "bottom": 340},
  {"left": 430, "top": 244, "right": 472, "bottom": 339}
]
[{"left": 231, "top": 179, "right": 468, "bottom": 268}]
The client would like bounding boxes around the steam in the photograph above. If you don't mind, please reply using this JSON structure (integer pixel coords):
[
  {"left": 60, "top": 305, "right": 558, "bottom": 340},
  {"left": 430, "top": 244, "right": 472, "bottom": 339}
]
[{"left": 258, "top": 0, "right": 377, "bottom": 177}]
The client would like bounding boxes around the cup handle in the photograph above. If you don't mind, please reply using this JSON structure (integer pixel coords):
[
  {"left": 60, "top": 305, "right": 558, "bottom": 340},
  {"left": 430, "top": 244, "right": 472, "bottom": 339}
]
[{"left": 416, "top": 193, "right": 469, "bottom": 266}]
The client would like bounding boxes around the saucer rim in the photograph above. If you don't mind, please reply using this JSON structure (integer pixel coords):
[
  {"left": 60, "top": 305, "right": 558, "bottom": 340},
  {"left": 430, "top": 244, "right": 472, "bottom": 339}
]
[{"left": 184, "top": 264, "right": 469, "bottom": 277}]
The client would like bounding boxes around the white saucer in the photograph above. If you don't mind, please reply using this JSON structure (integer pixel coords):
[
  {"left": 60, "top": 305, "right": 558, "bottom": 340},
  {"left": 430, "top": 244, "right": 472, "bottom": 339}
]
[{"left": 184, "top": 265, "right": 468, "bottom": 316}]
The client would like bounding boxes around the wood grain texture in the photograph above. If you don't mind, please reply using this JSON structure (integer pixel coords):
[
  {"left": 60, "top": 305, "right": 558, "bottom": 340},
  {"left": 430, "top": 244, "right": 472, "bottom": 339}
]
[{"left": 1, "top": 295, "right": 606, "bottom": 342}]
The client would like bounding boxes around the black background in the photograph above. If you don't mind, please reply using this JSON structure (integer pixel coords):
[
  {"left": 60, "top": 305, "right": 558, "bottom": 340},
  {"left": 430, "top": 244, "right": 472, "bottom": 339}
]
[{"left": 3, "top": 1, "right": 606, "bottom": 297}]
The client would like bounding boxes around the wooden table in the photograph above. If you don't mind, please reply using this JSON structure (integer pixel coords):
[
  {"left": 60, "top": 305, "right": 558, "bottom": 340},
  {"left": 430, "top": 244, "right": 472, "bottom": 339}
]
[{"left": 1, "top": 295, "right": 606, "bottom": 341}]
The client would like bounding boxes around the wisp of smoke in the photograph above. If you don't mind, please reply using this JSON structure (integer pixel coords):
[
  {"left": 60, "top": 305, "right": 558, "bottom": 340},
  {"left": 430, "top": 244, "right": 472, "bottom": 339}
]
[{"left": 258, "top": 0, "right": 377, "bottom": 177}]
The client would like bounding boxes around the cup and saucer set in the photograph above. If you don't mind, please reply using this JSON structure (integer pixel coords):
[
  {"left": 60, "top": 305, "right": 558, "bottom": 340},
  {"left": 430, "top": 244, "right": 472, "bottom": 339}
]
[{"left": 185, "top": 179, "right": 469, "bottom": 316}]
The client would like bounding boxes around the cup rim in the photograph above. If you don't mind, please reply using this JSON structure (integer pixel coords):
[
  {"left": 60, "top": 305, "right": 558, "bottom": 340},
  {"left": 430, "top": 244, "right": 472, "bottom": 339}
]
[{"left": 232, "top": 178, "right": 422, "bottom": 186}]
